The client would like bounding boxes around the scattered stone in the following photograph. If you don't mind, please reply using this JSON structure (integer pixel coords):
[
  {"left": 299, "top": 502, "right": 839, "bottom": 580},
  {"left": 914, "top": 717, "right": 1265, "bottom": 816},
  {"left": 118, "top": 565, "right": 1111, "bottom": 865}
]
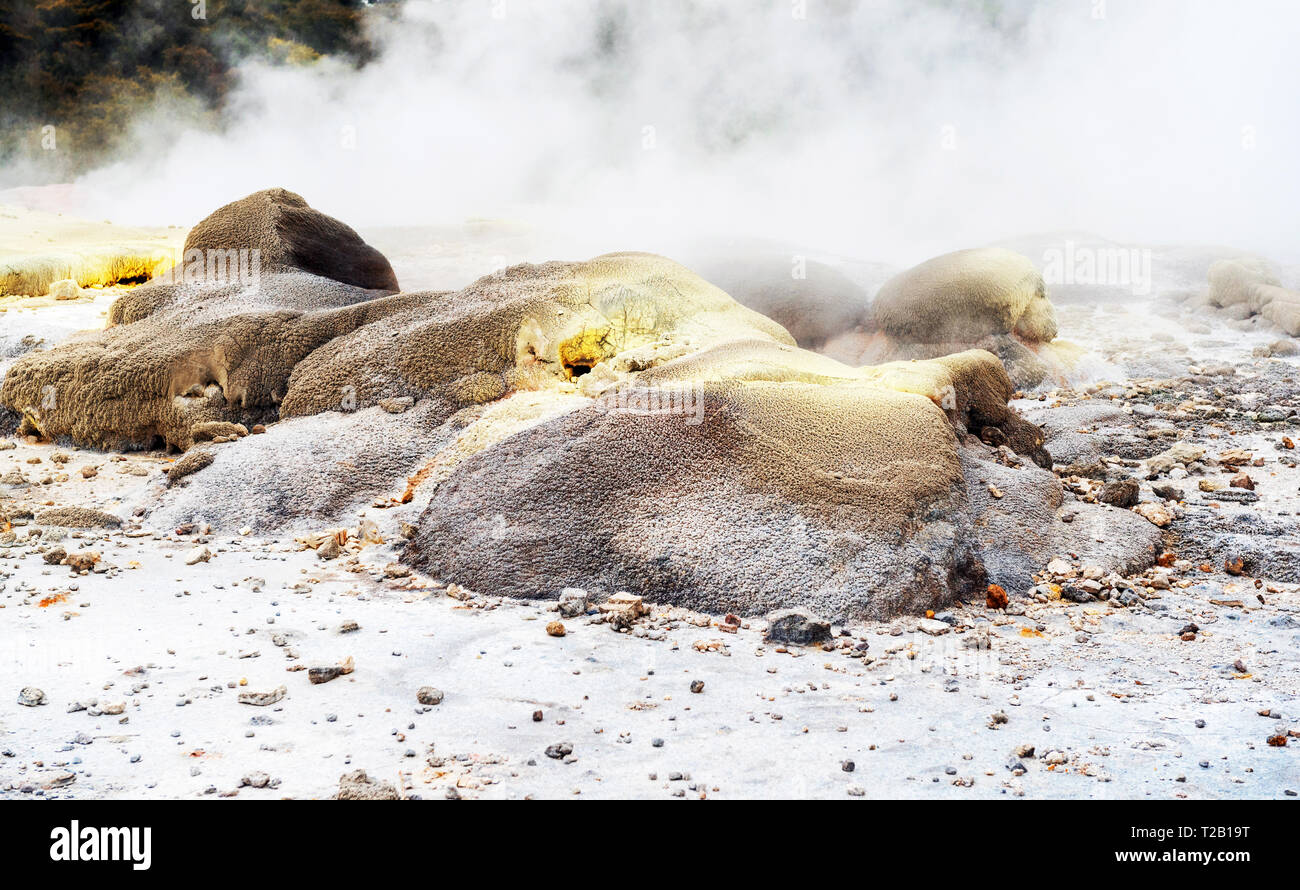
[
  {"left": 599, "top": 592, "right": 649, "bottom": 630},
  {"left": 184, "top": 545, "right": 213, "bottom": 565},
  {"left": 336, "top": 769, "right": 399, "bottom": 800},
  {"left": 985, "top": 584, "right": 1008, "bottom": 610},
  {"left": 416, "top": 686, "right": 444, "bottom": 706},
  {"left": 918, "top": 618, "right": 950, "bottom": 636},
  {"left": 240, "top": 771, "right": 272, "bottom": 789},
  {"left": 48, "top": 278, "right": 81, "bottom": 300},
  {"left": 545, "top": 621, "right": 566, "bottom": 637},
  {"left": 1151, "top": 483, "right": 1183, "bottom": 501},
  {"left": 545, "top": 742, "right": 573, "bottom": 760},
  {"left": 764, "top": 608, "right": 832, "bottom": 645},
  {"left": 1098, "top": 478, "right": 1140, "bottom": 508},
  {"left": 63, "top": 551, "right": 100, "bottom": 573},
  {"left": 238, "top": 685, "right": 286, "bottom": 707},
  {"left": 689, "top": 680, "right": 705, "bottom": 694},
  {"left": 557, "top": 587, "right": 588, "bottom": 618},
  {"left": 17, "top": 687, "right": 46, "bottom": 707},
  {"left": 309, "top": 665, "right": 342, "bottom": 685},
  {"left": 1133, "top": 502, "right": 1174, "bottom": 527}
]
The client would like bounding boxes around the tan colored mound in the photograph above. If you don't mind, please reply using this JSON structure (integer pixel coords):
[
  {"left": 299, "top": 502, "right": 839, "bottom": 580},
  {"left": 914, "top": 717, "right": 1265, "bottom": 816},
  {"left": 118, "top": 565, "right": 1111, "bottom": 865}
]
[
  {"left": 399, "top": 337, "right": 1070, "bottom": 618},
  {"left": 34, "top": 506, "right": 122, "bottom": 528},
  {"left": 1, "top": 273, "right": 434, "bottom": 450},
  {"left": 2, "top": 190, "right": 411, "bottom": 449},
  {"left": 1208, "top": 258, "right": 1300, "bottom": 335},
  {"left": 182, "top": 189, "right": 399, "bottom": 292},
  {"left": 686, "top": 245, "right": 879, "bottom": 349},
  {"left": 405, "top": 373, "right": 983, "bottom": 619},
  {"left": 279, "top": 252, "right": 794, "bottom": 418},
  {"left": 872, "top": 248, "right": 1057, "bottom": 345},
  {"left": 3, "top": 189, "right": 1139, "bottom": 618}
]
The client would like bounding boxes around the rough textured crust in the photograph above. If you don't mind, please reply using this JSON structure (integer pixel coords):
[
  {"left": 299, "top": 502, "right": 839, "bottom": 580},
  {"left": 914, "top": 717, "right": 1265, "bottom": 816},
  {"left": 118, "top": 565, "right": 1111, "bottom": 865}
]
[
  {"left": 1, "top": 273, "right": 434, "bottom": 450},
  {"left": 872, "top": 248, "right": 1058, "bottom": 344},
  {"left": 182, "top": 188, "right": 399, "bottom": 292},
  {"left": 401, "top": 344, "right": 1056, "bottom": 620},
  {"left": 404, "top": 376, "right": 984, "bottom": 620},
  {"left": 2, "top": 190, "right": 1140, "bottom": 619},
  {"left": 279, "top": 252, "right": 796, "bottom": 418},
  {"left": 1208, "top": 258, "right": 1300, "bottom": 335}
]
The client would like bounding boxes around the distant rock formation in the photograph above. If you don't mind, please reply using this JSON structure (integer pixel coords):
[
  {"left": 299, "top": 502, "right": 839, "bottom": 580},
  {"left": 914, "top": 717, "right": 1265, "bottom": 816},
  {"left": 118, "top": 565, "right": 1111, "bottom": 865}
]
[{"left": 2, "top": 190, "right": 1158, "bottom": 618}]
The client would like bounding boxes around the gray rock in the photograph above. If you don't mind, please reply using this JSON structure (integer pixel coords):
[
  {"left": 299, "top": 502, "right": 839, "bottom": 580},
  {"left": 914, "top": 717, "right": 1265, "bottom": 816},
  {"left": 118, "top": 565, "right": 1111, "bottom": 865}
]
[
  {"left": 1098, "top": 478, "right": 1140, "bottom": 508},
  {"left": 764, "top": 608, "right": 832, "bottom": 645},
  {"left": 17, "top": 686, "right": 46, "bottom": 707},
  {"left": 557, "top": 587, "right": 588, "bottom": 618}
]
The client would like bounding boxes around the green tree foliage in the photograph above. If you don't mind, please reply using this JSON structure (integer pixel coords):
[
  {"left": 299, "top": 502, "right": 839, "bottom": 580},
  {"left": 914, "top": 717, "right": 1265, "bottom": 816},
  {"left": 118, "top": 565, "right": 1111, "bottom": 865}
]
[{"left": 0, "top": 0, "right": 373, "bottom": 179}]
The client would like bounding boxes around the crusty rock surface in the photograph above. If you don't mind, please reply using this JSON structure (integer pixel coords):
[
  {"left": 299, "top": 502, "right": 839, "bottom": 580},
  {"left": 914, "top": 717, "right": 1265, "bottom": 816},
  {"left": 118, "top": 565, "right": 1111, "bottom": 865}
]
[
  {"left": 401, "top": 344, "right": 1071, "bottom": 620},
  {"left": 335, "top": 769, "right": 399, "bottom": 800},
  {"left": 1207, "top": 258, "right": 1300, "bottom": 335},
  {"left": 3, "top": 192, "right": 1147, "bottom": 620},
  {"left": 181, "top": 188, "right": 399, "bottom": 293},
  {"left": 33, "top": 505, "right": 122, "bottom": 528},
  {"left": 872, "top": 248, "right": 1057, "bottom": 345},
  {"left": 0, "top": 190, "right": 413, "bottom": 449},
  {"left": 1, "top": 273, "right": 433, "bottom": 450},
  {"left": 278, "top": 251, "right": 794, "bottom": 418},
  {"left": 687, "top": 244, "right": 881, "bottom": 349},
  {"left": 856, "top": 248, "right": 1067, "bottom": 389},
  {"left": 151, "top": 402, "right": 452, "bottom": 532}
]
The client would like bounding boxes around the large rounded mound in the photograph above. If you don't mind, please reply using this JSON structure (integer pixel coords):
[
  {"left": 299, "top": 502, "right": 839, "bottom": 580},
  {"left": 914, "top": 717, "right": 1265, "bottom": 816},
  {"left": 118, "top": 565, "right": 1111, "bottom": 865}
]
[
  {"left": 182, "top": 188, "right": 399, "bottom": 292},
  {"left": 278, "top": 251, "right": 795, "bottom": 417},
  {"left": 405, "top": 374, "right": 980, "bottom": 619},
  {"left": 3, "top": 190, "right": 1158, "bottom": 621},
  {"left": 1208, "top": 258, "right": 1300, "bottom": 335},
  {"left": 873, "top": 247, "right": 1057, "bottom": 344},
  {"left": 686, "top": 244, "right": 878, "bottom": 349}
]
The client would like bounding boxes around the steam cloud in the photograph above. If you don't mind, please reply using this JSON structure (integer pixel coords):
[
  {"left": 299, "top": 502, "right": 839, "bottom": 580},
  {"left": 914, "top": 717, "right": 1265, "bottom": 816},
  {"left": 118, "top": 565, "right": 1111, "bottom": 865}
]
[{"left": 65, "top": 0, "right": 1300, "bottom": 279}]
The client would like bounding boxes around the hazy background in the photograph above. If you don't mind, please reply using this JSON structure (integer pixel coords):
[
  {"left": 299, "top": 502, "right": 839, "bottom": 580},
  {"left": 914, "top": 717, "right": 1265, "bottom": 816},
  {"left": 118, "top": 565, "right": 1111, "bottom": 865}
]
[{"left": 4, "top": 0, "right": 1299, "bottom": 265}]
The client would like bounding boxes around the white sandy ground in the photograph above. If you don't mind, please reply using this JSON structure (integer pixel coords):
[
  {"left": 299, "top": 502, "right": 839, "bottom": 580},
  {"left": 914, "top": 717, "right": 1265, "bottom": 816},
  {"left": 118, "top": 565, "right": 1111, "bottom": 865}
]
[
  {"left": 0, "top": 466, "right": 1296, "bottom": 800},
  {"left": 1, "top": 227, "right": 1298, "bottom": 799}
]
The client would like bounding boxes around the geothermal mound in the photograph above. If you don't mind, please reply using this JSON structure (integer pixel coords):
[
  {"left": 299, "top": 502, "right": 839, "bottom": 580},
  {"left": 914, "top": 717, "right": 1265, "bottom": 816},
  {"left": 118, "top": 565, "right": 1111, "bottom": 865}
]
[
  {"left": 685, "top": 242, "right": 882, "bottom": 350},
  {"left": 844, "top": 247, "right": 1072, "bottom": 388},
  {"left": 2, "top": 190, "right": 408, "bottom": 450},
  {"left": 1206, "top": 258, "right": 1300, "bottom": 336},
  {"left": 182, "top": 188, "right": 400, "bottom": 292},
  {"left": 873, "top": 248, "right": 1058, "bottom": 344},
  {"left": 2, "top": 190, "right": 1159, "bottom": 619}
]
